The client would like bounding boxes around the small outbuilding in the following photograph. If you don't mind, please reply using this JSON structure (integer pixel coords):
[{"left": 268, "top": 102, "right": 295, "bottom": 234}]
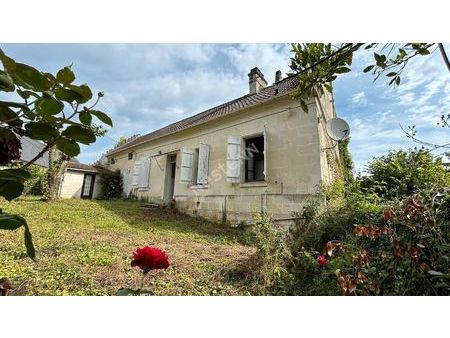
[{"left": 59, "top": 161, "right": 101, "bottom": 199}]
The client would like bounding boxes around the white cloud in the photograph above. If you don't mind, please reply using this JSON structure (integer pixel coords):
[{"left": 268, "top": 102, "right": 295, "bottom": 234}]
[{"left": 351, "top": 91, "right": 367, "bottom": 105}]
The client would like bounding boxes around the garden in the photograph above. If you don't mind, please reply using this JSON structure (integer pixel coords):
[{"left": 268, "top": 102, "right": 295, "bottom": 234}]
[{"left": 1, "top": 148, "right": 449, "bottom": 296}]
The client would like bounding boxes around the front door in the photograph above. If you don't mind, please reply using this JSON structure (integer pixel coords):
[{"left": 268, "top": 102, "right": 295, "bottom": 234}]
[
  {"left": 164, "top": 154, "right": 176, "bottom": 201},
  {"left": 81, "top": 174, "right": 95, "bottom": 199}
]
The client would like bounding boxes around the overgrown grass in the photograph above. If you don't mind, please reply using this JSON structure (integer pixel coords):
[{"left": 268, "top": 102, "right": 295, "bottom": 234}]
[{"left": 0, "top": 197, "right": 254, "bottom": 296}]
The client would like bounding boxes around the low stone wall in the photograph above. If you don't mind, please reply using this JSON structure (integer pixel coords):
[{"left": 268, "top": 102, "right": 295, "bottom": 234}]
[{"left": 173, "top": 193, "right": 321, "bottom": 224}]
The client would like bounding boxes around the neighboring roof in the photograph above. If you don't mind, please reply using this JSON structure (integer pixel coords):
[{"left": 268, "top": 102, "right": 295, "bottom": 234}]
[
  {"left": 66, "top": 161, "right": 98, "bottom": 173},
  {"left": 108, "top": 74, "right": 299, "bottom": 155},
  {"left": 19, "top": 136, "right": 49, "bottom": 168}
]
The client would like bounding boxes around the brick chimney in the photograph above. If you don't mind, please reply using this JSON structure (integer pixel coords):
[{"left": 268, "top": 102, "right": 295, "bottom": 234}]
[
  {"left": 248, "top": 67, "right": 267, "bottom": 94},
  {"left": 275, "top": 70, "right": 283, "bottom": 83}
]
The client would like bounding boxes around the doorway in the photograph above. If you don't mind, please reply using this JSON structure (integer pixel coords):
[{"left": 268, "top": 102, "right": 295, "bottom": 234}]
[
  {"left": 164, "top": 154, "right": 176, "bottom": 201},
  {"left": 81, "top": 174, "right": 95, "bottom": 199}
]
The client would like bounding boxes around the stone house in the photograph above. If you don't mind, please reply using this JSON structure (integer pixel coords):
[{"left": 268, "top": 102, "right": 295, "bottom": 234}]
[{"left": 106, "top": 68, "right": 342, "bottom": 223}]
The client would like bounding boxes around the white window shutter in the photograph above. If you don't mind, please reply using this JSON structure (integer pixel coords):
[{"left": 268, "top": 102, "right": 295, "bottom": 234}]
[
  {"left": 263, "top": 127, "right": 267, "bottom": 180},
  {"left": 180, "top": 148, "right": 194, "bottom": 183},
  {"left": 138, "top": 157, "right": 151, "bottom": 188},
  {"left": 226, "top": 136, "right": 241, "bottom": 183},
  {"left": 197, "top": 143, "right": 210, "bottom": 185},
  {"left": 132, "top": 160, "right": 141, "bottom": 186}
]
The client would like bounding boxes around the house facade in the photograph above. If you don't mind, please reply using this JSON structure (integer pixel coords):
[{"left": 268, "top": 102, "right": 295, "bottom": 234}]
[{"left": 106, "top": 68, "right": 342, "bottom": 223}]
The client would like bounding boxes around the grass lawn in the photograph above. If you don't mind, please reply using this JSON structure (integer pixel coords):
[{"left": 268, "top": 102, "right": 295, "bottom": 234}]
[{"left": 0, "top": 197, "right": 255, "bottom": 295}]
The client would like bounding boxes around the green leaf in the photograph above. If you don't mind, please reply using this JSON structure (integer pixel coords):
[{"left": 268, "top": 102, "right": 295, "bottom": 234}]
[
  {"left": 386, "top": 72, "right": 397, "bottom": 77},
  {"left": 0, "top": 71, "right": 15, "bottom": 92},
  {"left": 0, "top": 48, "right": 16, "bottom": 72},
  {"left": 79, "top": 110, "right": 92, "bottom": 125},
  {"left": 0, "top": 213, "right": 35, "bottom": 260},
  {"left": 363, "top": 65, "right": 375, "bottom": 73},
  {"left": 56, "top": 66, "right": 75, "bottom": 85},
  {"left": 334, "top": 67, "right": 351, "bottom": 74},
  {"left": 300, "top": 99, "right": 309, "bottom": 113},
  {"left": 0, "top": 180, "right": 24, "bottom": 201},
  {"left": 90, "top": 110, "right": 113, "bottom": 127},
  {"left": 12, "top": 63, "right": 52, "bottom": 92},
  {"left": 55, "top": 87, "right": 83, "bottom": 103},
  {"left": 67, "top": 84, "right": 92, "bottom": 103},
  {"left": 0, "top": 214, "right": 26, "bottom": 230},
  {"left": 35, "top": 97, "right": 64, "bottom": 115},
  {"left": 0, "top": 168, "right": 31, "bottom": 181},
  {"left": 17, "top": 89, "right": 40, "bottom": 100},
  {"left": 0, "top": 106, "right": 22, "bottom": 127},
  {"left": 24, "top": 226, "right": 36, "bottom": 260},
  {"left": 25, "top": 122, "right": 58, "bottom": 141},
  {"left": 395, "top": 76, "right": 401, "bottom": 86},
  {"left": 55, "top": 138, "right": 80, "bottom": 157},
  {"left": 0, "top": 127, "right": 17, "bottom": 139},
  {"left": 62, "top": 125, "right": 96, "bottom": 144}
]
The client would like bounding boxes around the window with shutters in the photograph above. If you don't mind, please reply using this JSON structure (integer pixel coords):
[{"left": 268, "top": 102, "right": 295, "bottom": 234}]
[{"left": 244, "top": 135, "right": 265, "bottom": 182}]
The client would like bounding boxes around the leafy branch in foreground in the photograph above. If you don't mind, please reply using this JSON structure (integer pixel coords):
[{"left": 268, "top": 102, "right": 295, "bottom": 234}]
[
  {"left": 289, "top": 43, "right": 449, "bottom": 111},
  {"left": 289, "top": 43, "right": 450, "bottom": 150},
  {"left": 0, "top": 48, "right": 113, "bottom": 259}
]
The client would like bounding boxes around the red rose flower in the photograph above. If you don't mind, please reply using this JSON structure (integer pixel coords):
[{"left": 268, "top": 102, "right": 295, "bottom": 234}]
[
  {"left": 317, "top": 254, "right": 327, "bottom": 267},
  {"left": 131, "top": 246, "right": 170, "bottom": 273}
]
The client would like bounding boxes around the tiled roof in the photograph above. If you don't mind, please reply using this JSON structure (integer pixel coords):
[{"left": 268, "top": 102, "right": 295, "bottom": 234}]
[
  {"left": 107, "top": 75, "right": 299, "bottom": 155},
  {"left": 66, "top": 161, "right": 98, "bottom": 173}
]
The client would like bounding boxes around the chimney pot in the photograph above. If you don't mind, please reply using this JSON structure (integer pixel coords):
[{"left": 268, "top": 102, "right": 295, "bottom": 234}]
[
  {"left": 248, "top": 67, "right": 267, "bottom": 94},
  {"left": 275, "top": 70, "right": 282, "bottom": 83}
]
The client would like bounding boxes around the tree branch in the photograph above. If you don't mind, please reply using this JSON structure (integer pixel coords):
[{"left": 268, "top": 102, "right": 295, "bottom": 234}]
[
  {"left": 292, "top": 43, "right": 363, "bottom": 76},
  {"left": 21, "top": 139, "right": 58, "bottom": 169},
  {"left": 438, "top": 43, "right": 450, "bottom": 72}
]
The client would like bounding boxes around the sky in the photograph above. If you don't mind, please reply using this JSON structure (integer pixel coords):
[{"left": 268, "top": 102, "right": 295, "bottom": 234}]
[{"left": 1, "top": 43, "right": 449, "bottom": 173}]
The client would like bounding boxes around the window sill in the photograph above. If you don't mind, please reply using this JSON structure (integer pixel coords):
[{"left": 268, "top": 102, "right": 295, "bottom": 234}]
[
  {"left": 239, "top": 181, "right": 267, "bottom": 188},
  {"left": 189, "top": 184, "right": 209, "bottom": 190}
]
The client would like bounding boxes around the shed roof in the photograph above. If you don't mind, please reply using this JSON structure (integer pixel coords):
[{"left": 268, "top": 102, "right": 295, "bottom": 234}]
[{"left": 66, "top": 161, "right": 98, "bottom": 173}]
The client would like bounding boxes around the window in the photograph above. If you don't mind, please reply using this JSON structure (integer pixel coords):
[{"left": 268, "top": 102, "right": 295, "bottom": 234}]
[
  {"left": 245, "top": 135, "right": 265, "bottom": 182},
  {"left": 110, "top": 157, "right": 115, "bottom": 165},
  {"left": 128, "top": 152, "right": 133, "bottom": 160}
]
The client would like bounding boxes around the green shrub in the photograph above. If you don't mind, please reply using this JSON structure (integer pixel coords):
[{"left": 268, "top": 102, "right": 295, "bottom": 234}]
[
  {"left": 325, "top": 190, "right": 449, "bottom": 295},
  {"left": 98, "top": 168, "right": 123, "bottom": 199},
  {"left": 360, "top": 148, "right": 450, "bottom": 200},
  {"left": 23, "top": 164, "right": 46, "bottom": 196},
  {"left": 248, "top": 211, "right": 292, "bottom": 295}
]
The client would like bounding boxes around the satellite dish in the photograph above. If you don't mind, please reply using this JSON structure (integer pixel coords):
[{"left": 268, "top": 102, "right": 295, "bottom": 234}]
[{"left": 326, "top": 118, "right": 350, "bottom": 141}]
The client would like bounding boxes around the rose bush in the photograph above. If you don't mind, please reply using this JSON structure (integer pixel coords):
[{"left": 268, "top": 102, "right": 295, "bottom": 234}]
[{"left": 116, "top": 246, "right": 170, "bottom": 296}]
